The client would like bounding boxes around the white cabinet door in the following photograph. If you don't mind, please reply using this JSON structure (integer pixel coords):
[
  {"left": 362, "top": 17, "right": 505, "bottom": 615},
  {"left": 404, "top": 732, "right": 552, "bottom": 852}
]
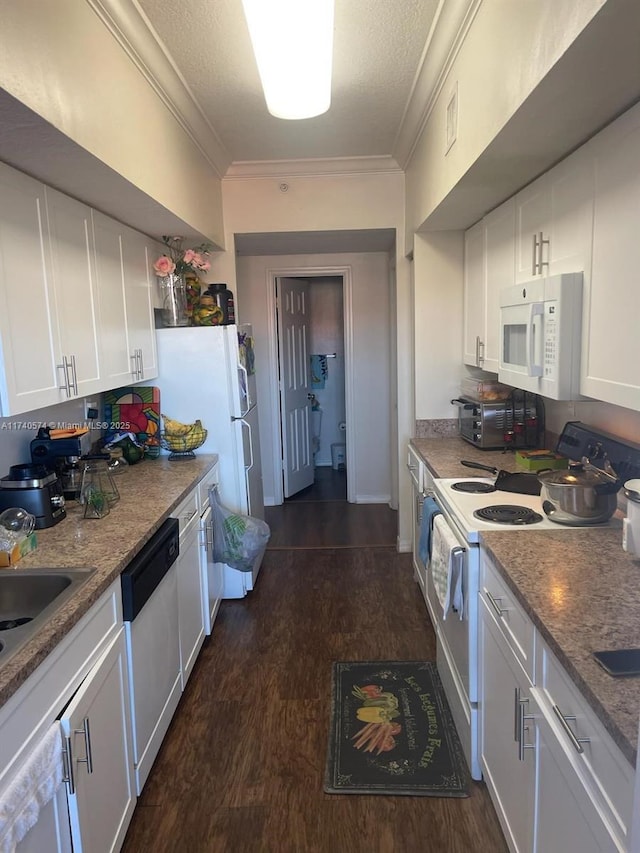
[
  {"left": 483, "top": 198, "right": 515, "bottom": 373},
  {"left": 0, "top": 163, "right": 63, "bottom": 415},
  {"left": 91, "top": 211, "right": 134, "bottom": 389},
  {"left": 44, "top": 188, "right": 102, "bottom": 398},
  {"left": 581, "top": 103, "right": 640, "bottom": 411},
  {"left": 463, "top": 220, "right": 485, "bottom": 367},
  {"left": 200, "top": 504, "right": 224, "bottom": 635},
  {"left": 515, "top": 151, "right": 593, "bottom": 283},
  {"left": 61, "top": 628, "right": 136, "bottom": 853},
  {"left": 121, "top": 226, "right": 158, "bottom": 382},
  {"left": 16, "top": 787, "right": 72, "bottom": 853},
  {"left": 515, "top": 174, "right": 548, "bottom": 282},
  {"left": 480, "top": 599, "right": 535, "bottom": 853},
  {"left": 531, "top": 691, "right": 624, "bottom": 853},
  {"left": 178, "top": 512, "right": 206, "bottom": 688}
]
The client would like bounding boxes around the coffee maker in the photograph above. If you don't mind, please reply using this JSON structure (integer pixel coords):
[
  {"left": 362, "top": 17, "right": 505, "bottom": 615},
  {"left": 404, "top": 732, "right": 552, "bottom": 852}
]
[{"left": 30, "top": 427, "right": 92, "bottom": 501}]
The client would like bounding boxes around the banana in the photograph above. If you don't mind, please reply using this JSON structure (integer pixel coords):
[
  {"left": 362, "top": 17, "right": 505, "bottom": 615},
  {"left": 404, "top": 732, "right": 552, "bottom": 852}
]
[{"left": 162, "top": 413, "right": 192, "bottom": 436}]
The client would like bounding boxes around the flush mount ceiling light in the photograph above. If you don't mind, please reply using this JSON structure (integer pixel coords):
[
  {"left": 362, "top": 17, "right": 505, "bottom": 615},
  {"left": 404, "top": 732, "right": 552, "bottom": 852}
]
[{"left": 241, "top": 0, "right": 334, "bottom": 120}]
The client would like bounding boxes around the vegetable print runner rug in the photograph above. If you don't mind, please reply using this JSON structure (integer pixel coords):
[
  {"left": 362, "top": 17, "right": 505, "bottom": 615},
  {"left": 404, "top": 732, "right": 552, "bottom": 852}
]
[{"left": 325, "top": 661, "right": 469, "bottom": 796}]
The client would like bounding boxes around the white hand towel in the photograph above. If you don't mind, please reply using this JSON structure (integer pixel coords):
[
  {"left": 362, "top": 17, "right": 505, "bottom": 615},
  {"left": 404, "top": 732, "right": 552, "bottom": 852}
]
[
  {"left": 430, "top": 515, "right": 460, "bottom": 620},
  {"left": 0, "top": 723, "right": 64, "bottom": 853}
]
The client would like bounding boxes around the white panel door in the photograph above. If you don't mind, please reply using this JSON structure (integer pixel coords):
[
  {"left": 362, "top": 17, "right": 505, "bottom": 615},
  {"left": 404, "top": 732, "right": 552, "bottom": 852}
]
[{"left": 277, "top": 277, "right": 313, "bottom": 498}]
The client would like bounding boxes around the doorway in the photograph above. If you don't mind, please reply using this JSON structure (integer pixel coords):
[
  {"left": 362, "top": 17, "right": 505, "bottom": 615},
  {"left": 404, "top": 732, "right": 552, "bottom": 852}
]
[{"left": 276, "top": 274, "right": 346, "bottom": 503}]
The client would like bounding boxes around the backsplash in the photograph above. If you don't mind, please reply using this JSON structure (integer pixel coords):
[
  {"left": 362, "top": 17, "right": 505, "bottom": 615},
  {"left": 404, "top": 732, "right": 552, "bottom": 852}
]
[
  {"left": 415, "top": 419, "right": 458, "bottom": 439},
  {"left": 0, "top": 397, "right": 103, "bottom": 474}
]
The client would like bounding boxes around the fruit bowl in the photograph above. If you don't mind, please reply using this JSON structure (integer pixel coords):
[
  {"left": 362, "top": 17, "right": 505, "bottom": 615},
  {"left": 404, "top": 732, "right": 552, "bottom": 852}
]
[{"left": 160, "top": 428, "right": 208, "bottom": 459}]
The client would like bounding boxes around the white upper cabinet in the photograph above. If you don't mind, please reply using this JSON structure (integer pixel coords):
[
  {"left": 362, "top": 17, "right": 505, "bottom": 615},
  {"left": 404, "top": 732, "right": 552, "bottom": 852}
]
[
  {"left": 463, "top": 198, "right": 515, "bottom": 374},
  {"left": 581, "top": 102, "right": 640, "bottom": 412},
  {"left": 0, "top": 161, "right": 160, "bottom": 415},
  {"left": 0, "top": 164, "right": 64, "bottom": 415},
  {"left": 515, "top": 148, "right": 594, "bottom": 283},
  {"left": 483, "top": 198, "right": 515, "bottom": 374},
  {"left": 44, "top": 188, "right": 102, "bottom": 399},
  {"left": 91, "top": 212, "right": 133, "bottom": 390},
  {"left": 121, "top": 225, "right": 158, "bottom": 382},
  {"left": 463, "top": 220, "right": 485, "bottom": 368}
]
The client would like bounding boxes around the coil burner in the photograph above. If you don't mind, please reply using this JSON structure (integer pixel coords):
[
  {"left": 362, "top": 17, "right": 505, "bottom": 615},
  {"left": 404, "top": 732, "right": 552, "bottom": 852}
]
[
  {"left": 451, "top": 481, "right": 495, "bottom": 494},
  {"left": 473, "top": 505, "right": 543, "bottom": 525}
]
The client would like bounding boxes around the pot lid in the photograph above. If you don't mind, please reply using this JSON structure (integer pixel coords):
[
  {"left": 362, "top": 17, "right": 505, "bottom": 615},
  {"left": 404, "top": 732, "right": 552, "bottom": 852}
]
[
  {"left": 625, "top": 479, "right": 640, "bottom": 503},
  {"left": 538, "top": 461, "right": 615, "bottom": 487}
]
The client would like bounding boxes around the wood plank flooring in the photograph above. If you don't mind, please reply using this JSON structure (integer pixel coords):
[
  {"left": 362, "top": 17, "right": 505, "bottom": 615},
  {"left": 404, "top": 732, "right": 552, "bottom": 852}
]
[{"left": 122, "top": 496, "right": 507, "bottom": 852}]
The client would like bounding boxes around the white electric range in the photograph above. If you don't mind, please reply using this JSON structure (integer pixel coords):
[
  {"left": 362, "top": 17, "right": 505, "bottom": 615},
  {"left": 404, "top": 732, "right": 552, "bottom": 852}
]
[{"left": 421, "top": 422, "right": 640, "bottom": 782}]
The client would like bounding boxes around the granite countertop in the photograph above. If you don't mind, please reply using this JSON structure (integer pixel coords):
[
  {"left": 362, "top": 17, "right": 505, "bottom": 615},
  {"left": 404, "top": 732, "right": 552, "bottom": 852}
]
[
  {"left": 410, "top": 436, "right": 640, "bottom": 767},
  {"left": 0, "top": 454, "right": 218, "bottom": 708}
]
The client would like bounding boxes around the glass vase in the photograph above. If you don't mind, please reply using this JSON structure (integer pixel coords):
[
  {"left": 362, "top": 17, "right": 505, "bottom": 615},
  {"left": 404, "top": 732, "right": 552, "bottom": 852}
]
[{"left": 159, "top": 273, "right": 189, "bottom": 327}]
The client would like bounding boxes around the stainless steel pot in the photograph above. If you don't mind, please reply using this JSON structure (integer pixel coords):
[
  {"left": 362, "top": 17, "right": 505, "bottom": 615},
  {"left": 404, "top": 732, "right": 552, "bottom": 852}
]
[{"left": 538, "top": 458, "right": 621, "bottom": 525}]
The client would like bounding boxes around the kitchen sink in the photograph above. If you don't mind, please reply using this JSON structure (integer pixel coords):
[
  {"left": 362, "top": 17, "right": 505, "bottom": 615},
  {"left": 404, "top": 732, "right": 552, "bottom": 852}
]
[{"left": 0, "top": 568, "right": 96, "bottom": 667}]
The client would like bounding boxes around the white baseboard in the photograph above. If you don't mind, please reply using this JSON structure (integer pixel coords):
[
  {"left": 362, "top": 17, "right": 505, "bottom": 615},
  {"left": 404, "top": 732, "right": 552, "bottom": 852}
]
[
  {"left": 397, "top": 536, "right": 412, "bottom": 553},
  {"left": 354, "top": 494, "right": 392, "bottom": 504}
]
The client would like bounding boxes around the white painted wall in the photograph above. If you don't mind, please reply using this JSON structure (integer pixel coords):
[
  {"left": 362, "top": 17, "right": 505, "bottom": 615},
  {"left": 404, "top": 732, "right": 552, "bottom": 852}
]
[
  {"left": 222, "top": 171, "right": 411, "bottom": 542},
  {"left": 235, "top": 253, "right": 391, "bottom": 507},
  {"left": 0, "top": 0, "right": 224, "bottom": 247},
  {"left": 413, "top": 232, "right": 465, "bottom": 419},
  {"left": 405, "top": 0, "right": 606, "bottom": 236},
  {"left": 309, "top": 278, "right": 345, "bottom": 468}
]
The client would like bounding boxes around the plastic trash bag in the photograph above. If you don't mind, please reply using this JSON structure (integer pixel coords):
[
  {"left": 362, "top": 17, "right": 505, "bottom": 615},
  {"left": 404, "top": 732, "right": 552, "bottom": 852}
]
[{"left": 210, "top": 487, "right": 270, "bottom": 572}]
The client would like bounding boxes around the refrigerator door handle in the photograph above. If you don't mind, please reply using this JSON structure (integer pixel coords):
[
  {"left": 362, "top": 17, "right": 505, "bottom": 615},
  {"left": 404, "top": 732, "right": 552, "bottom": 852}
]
[
  {"left": 240, "top": 419, "right": 254, "bottom": 472},
  {"left": 237, "top": 363, "right": 250, "bottom": 416}
]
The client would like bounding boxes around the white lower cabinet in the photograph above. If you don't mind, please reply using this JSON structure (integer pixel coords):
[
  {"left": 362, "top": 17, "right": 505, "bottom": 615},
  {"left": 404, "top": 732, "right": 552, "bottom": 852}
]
[
  {"left": 176, "top": 490, "right": 207, "bottom": 689},
  {"left": 61, "top": 628, "right": 136, "bottom": 853},
  {"left": 480, "top": 595, "right": 535, "bottom": 853},
  {"left": 480, "top": 551, "right": 632, "bottom": 853},
  {"left": 530, "top": 689, "right": 621, "bottom": 852},
  {"left": 0, "top": 581, "right": 136, "bottom": 853}
]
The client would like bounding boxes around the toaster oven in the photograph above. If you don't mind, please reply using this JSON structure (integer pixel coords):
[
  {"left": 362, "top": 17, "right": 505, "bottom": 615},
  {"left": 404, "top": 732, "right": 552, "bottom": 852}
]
[{"left": 451, "top": 396, "right": 541, "bottom": 450}]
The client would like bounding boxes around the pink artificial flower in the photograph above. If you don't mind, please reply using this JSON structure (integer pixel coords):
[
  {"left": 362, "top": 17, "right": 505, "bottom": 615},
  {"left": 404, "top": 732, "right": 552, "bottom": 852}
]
[
  {"left": 183, "top": 249, "right": 196, "bottom": 265},
  {"left": 153, "top": 255, "right": 176, "bottom": 276},
  {"left": 200, "top": 260, "right": 211, "bottom": 272}
]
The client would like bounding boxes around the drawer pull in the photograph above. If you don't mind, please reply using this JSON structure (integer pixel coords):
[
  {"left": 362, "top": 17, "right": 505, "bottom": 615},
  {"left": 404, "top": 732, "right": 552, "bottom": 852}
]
[
  {"left": 552, "top": 704, "right": 590, "bottom": 754},
  {"left": 75, "top": 717, "right": 93, "bottom": 774},
  {"left": 486, "top": 591, "right": 507, "bottom": 618},
  {"left": 518, "top": 699, "right": 535, "bottom": 761}
]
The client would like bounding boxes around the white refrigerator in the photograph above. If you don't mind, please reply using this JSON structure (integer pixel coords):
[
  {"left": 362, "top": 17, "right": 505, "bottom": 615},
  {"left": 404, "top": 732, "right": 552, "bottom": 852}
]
[{"left": 155, "top": 324, "right": 265, "bottom": 598}]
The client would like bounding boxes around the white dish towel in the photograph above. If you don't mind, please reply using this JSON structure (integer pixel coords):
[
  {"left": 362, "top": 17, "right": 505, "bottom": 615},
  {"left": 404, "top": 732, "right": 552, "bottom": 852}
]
[
  {"left": 430, "top": 514, "right": 464, "bottom": 620},
  {"left": 0, "top": 723, "right": 64, "bottom": 853}
]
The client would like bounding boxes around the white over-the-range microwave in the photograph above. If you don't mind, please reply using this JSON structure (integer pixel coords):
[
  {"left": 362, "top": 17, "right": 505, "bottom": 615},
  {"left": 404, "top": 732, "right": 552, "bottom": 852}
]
[{"left": 498, "top": 272, "right": 583, "bottom": 401}]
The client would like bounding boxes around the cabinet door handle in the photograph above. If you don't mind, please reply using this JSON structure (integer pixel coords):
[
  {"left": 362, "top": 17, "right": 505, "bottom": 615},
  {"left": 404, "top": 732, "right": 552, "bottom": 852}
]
[
  {"left": 138, "top": 348, "right": 144, "bottom": 379},
  {"left": 532, "top": 233, "right": 539, "bottom": 274},
  {"left": 478, "top": 339, "right": 485, "bottom": 366},
  {"left": 69, "top": 354, "right": 78, "bottom": 396},
  {"left": 518, "top": 699, "right": 535, "bottom": 760},
  {"left": 57, "top": 358, "right": 71, "bottom": 396},
  {"left": 475, "top": 335, "right": 481, "bottom": 366},
  {"left": 539, "top": 231, "right": 550, "bottom": 271},
  {"left": 130, "top": 352, "right": 138, "bottom": 378},
  {"left": 486, "top": 591, "right": 507, "bottom": 618},
  {"left": 62, "top": 734, "right": 76, "bottom": 794},
  {"left": 75, "top": 717, "right": 93, "bottom": 774},
  {"left": 552, "top": 704, "right": 590, "bottom": 754}
]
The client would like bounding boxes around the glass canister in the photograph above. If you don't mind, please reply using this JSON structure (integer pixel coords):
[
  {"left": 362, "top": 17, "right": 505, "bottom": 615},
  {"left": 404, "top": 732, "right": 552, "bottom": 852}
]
[{"left": 79, "top": 459, "right": 120, "bottom": 518}]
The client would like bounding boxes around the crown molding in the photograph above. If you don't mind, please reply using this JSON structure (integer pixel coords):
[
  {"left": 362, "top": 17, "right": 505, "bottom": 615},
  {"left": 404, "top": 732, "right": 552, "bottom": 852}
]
[
  {"left": 87, "top": 0, "right": 231, "bottom": 179},
  {"left": 224, "top": 155, "right": 403, "bottom": 180},
  {"left": 393, "top": 0, "right": 482, "bottom": 169}
]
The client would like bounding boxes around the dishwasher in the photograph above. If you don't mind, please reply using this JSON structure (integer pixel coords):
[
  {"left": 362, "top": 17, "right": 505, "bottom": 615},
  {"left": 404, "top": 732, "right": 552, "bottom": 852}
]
[{"left": 120, "top": 517, "right": 181, "bottom": 795}]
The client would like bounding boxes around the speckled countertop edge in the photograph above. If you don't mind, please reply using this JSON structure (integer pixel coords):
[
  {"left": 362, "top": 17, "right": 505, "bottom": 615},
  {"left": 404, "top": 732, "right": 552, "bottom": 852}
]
[
  {"left": 0, "top": 454, "right": 217, "bottom": 708},
  {"left": 410, "top": 437, "right": 640, "bottom": 767}
]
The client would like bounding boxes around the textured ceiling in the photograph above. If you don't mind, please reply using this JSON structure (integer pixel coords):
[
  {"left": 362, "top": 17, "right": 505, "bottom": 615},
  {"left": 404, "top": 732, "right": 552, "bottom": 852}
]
[{"left": 137, "top": 0, "right": 441, "bottom": 164}]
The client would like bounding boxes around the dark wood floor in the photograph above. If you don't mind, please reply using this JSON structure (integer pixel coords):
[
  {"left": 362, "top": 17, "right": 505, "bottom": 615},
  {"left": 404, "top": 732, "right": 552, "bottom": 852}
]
[{"left": 122, "top": 490, "right": 507, "bottom": 852}]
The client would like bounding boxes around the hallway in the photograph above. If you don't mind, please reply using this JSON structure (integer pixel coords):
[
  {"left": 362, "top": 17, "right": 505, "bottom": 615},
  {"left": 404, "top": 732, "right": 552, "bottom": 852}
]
[{"left": 122, "top": 486, "right": 507, "bottom": 852}]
